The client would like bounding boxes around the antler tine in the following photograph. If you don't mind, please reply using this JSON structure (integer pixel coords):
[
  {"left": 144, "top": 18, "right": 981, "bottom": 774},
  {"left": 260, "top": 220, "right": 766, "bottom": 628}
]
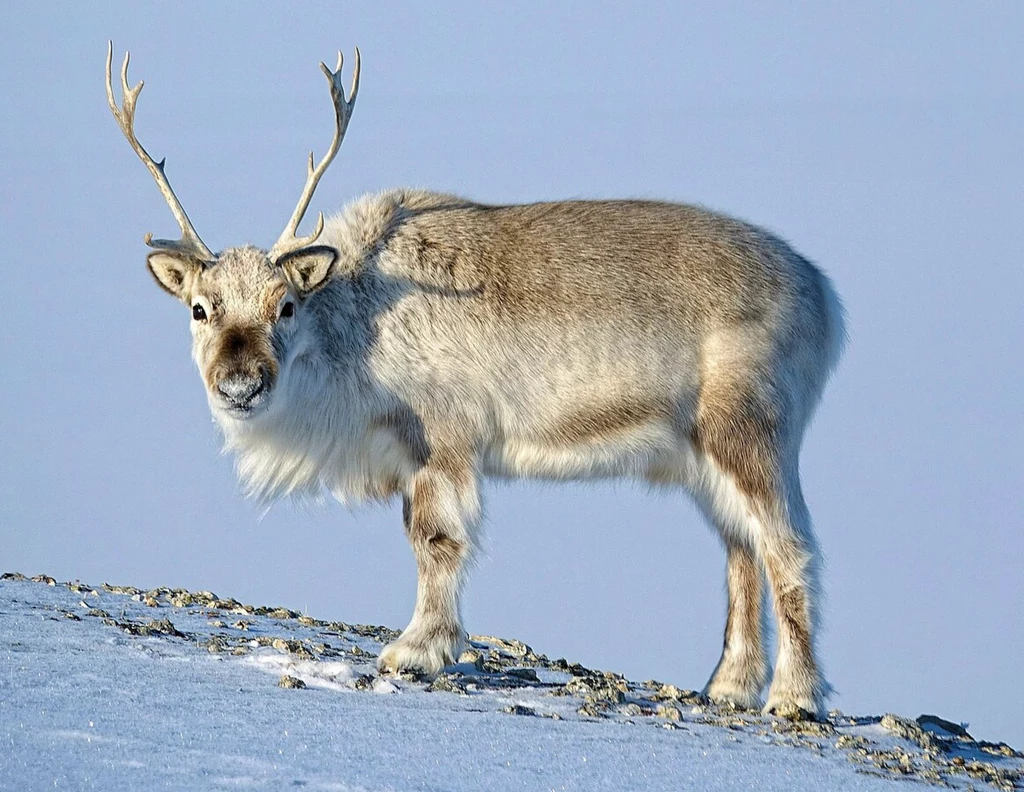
[
  {"left": 269, "top": 47, "right": 361, "bottom": 263},
  {"left": 105, "top": 41, "right": 215, "bottom": 261}
]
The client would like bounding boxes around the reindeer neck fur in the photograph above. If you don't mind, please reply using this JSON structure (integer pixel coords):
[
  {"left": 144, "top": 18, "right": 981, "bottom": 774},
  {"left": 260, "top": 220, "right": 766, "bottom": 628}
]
[{"left": 213, "top": 190, "right": 460, "bottom": 505}]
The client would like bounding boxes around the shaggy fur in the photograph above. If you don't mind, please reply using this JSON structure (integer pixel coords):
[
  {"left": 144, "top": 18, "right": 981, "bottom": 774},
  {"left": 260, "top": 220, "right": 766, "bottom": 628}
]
[{"left": 143, "top": 189, "right": 845, "bottom": 718}]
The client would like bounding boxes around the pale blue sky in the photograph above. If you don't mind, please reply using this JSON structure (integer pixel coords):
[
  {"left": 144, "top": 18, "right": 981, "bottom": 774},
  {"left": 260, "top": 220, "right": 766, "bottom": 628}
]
[{"left": 1, "top": 3, "right": 1021, "bottom": 745}]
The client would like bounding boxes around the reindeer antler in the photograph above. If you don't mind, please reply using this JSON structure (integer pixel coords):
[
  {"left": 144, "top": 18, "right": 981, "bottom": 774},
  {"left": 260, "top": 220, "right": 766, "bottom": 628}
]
[
  {"left": 268, "top": 49, "right": 360, "bottom": 263},
  {"left": 105, "top": 41, "right": 215, "bottom": 261}
]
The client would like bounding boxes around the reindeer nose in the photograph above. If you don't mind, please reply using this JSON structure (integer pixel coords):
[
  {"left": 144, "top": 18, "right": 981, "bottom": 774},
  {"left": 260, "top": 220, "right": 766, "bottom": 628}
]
[{"left": 217, "top": 372, "right": 265, "bottom": 407}]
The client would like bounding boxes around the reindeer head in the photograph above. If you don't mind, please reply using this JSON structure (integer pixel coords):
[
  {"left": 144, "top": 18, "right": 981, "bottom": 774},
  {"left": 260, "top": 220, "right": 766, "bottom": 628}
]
[{"left": 106, "top": 43, "right": 358, "bottom": 419}]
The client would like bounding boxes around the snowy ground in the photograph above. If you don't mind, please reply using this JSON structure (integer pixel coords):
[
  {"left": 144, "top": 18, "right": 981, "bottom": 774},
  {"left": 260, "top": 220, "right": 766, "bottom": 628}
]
[{"left": 1, "top": 575, "right": 1020, "bottom": 791}]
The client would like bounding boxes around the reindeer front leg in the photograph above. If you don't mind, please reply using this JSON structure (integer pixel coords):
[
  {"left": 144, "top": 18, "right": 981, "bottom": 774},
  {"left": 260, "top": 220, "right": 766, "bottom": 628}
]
[{"left": 378, "top": 453, "right": 479, "bottom": 676}]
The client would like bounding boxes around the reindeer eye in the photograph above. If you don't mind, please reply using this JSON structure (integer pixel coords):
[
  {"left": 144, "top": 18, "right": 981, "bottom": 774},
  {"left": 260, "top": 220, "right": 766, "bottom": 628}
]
[
  {"left": 192, "top": 303, "right": 207, "bottom": 321},
  {"left": 280, "top": 301, "right": 295, "bottom": 319}
]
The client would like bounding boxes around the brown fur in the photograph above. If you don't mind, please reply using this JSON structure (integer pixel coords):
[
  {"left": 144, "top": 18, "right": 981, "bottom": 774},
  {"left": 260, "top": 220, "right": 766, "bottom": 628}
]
[
  {"left": 693, "top": 389, "right": 781, "bottom": 504},
  {"left": 776, "top": 586, "right": 814, "bottom": 663},
  {"left": 705, "top": 541, "right": 769, "bottom": 706},
  {"left": 547, "top": 399, "right": 670, "bottom": 446},
  {"left": 203, "top": 325, "right": 279, "bottom": 394}
]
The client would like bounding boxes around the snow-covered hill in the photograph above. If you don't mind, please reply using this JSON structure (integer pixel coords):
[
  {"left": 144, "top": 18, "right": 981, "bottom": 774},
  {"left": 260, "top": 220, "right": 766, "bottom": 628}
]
[{"left": 1, "top": 574, "right": 1020, "bottom": 791}]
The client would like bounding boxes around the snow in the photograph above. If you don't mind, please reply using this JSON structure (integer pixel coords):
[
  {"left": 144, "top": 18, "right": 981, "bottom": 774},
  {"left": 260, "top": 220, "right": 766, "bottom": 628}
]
[{"left": 1, "top": 576, "right": 1019, "bottom": 791}]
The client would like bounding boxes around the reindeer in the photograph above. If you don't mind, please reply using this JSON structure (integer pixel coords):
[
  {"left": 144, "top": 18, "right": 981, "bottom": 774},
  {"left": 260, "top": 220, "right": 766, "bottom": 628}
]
[{"left": 106, "top": 42, "right": 845, "bottom": 719}]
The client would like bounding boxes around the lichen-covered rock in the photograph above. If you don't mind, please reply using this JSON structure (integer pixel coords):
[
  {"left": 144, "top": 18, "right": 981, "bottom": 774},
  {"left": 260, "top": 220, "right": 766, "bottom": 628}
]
[
  {"left": 654, "top": 683, "right": 704, "bottom": 705},
  {"left": 116, "top": 618, "right": 185, "bottom": 638},
  {"left": 457, "top": 649, "right": 485, "bottom": 671},
  {"left": 427, "top": 674, "right": 467, "bottom": 695},
  {"left": 169, "top": 592, "right": 194, "bottom": 607},
  {"left": 271, "top": 638, "right": 314, "bottom": 658},
  {"left": 103, "top": 584, "right": 140, "bottom": 596},
  {"left": 880, "top": 714, "right": 941, "bottom": 752},
  {"left": 577, "top": 702, "right": 604, "bottom": 718}
]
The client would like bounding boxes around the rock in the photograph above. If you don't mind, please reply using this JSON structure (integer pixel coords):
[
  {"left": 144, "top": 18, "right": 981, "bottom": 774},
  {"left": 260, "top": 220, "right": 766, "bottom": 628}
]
[
  {"left": 271, "top": 638, "right": 313, "bottom": 658},
  {"left": 551, "top": 658, "right": 594, "bottom": 676},
  {"left": 427, "top": 674, "right": 467, "bottom": 695},
  {"left": 656, "top": 704, "right": 682, "bottom": 721},
  {"left": 472, "top": 636, "right": 532, "bottom": 658},
  {"left": 120, "top": 618, "right": 185, "bottom": 638},
  {"left": 767, "top": 702, "right": 821, "bottom": 722},
  {"left": 103, "top": 584, "right": 141, "bottom": 596},
  {"left": 562, "top": 675, "right": 626, "bottom": 702},
  {"left": 880, "top": 714, "right": 941, "bottom": 752},
  {"left": 253, "top": 605, "right": 297, "bottom": 618},
  {"left": 1, "top": 572, "right": 27, "bottom": 581},
  {"left": 979, "top": 742, "right": 1022, "bottom": 759},
  {"left": 169, "top": 592, "right": 194, "bottom": 607},
  {"left": 457, "top": 649, "right": 485, "bottom": 671},
  {"left": 772, "top": 718, "right": 836, "bottom": 738},
  {"left": 505, "top": 668, "right": 539, "bottom": 683},
  {"left": 278, "top": 675, "right": 306, "bottom": 689},
  {"left": 835, "top": 734, "right": 871, "bottom": 750},
  {"left": 917, "top": 714, "right": 971, "bottom": 738},
  {"left": 501, "top": 704, "right": 536, "bottom": 716},
  {"left": 655, "top": 683, "right": 704, "bottom": 704}
]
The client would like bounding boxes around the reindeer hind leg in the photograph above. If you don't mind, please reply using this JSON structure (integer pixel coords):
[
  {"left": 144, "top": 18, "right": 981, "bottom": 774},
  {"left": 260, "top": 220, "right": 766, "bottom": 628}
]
[{"left": 694, "top": 381, "right": 827, "bottom": 718}]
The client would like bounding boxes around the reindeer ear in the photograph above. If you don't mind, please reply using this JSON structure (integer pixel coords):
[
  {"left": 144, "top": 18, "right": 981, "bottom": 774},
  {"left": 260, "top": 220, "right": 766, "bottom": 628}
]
[
  {"left": 147, "top": 251, "right": 202, "bottom": 301},
  {"left": 277, "top": 246, "right": 338, "bottom": 295}
]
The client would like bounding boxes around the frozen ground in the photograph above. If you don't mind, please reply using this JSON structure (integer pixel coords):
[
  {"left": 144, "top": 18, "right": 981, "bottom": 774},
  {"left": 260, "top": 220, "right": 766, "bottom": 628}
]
[{"left": 1, "top": 575, "right": 1020, "bottom": 791}]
